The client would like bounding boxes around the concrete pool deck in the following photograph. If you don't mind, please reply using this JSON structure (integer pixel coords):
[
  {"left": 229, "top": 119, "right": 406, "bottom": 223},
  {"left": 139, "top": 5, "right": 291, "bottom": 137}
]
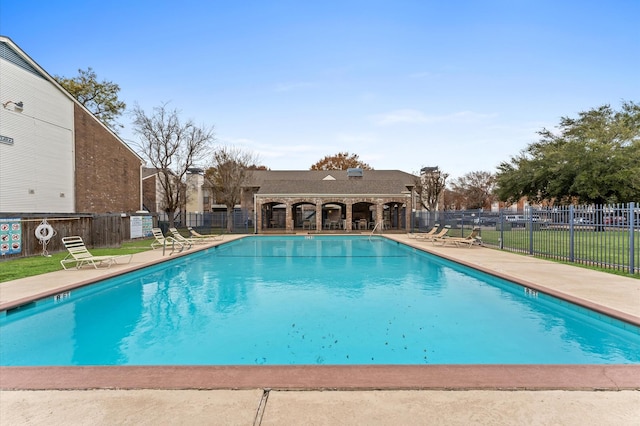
[{"left": 1, "top": 234, "right": 639, "bottom": 425}]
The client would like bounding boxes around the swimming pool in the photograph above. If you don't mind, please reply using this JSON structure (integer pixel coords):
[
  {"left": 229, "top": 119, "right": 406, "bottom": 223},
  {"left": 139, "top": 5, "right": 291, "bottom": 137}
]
[{"left": 1, "top": 236, "right": 638, "bottom": 366}]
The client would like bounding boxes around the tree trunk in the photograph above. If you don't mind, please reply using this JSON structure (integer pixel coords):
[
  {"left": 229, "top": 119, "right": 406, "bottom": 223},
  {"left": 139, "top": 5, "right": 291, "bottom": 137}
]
[
  {"left": 166, "top": 209, "right": 175, "bottom": 229},
  {"left": 226, "top": 207, "right": 234, "bottom": 233}
]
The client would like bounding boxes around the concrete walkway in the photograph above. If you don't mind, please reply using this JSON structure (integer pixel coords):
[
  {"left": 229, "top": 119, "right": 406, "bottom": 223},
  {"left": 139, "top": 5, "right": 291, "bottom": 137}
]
[{"left": 1, "top": 234, "right": 639, "bottom": 425}]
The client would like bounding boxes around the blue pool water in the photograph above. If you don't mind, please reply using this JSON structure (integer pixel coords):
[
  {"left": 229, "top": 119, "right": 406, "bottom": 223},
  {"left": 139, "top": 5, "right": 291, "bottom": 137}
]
[{"left": 1, "top": 236, "right": 639, "bottom": 366}]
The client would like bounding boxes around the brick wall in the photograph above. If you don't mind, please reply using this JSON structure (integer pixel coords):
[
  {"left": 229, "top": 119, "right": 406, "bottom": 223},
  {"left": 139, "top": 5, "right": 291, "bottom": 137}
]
[
  {"left": 74, "top": 105, "right": 141, "bottom": 213},
  {"left": 143, "top": 175, "right": 158, "bottom": 212}
]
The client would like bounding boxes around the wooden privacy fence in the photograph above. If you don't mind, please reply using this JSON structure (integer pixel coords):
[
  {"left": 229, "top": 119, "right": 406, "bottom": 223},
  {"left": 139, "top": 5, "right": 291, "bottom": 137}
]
[{"left": 0, "top": 213, "right": 156, "bottom": 259}]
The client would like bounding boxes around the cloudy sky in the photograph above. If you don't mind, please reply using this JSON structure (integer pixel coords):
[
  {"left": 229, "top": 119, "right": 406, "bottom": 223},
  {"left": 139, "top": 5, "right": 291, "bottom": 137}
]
[{"left": 1, "top": 0, "right": 638, "bottom": 178}]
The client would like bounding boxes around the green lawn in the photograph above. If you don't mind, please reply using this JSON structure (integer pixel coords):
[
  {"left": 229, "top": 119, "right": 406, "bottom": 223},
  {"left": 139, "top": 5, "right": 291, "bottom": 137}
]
[
  {"left": 474, "top": 228, "right": 639, "bottom": 278},
  {"left": 0, "top": 238, "right": 154, "bottom": 283},
  {"left": 1, "top": 232, "right": 638, "bottom": 283}
]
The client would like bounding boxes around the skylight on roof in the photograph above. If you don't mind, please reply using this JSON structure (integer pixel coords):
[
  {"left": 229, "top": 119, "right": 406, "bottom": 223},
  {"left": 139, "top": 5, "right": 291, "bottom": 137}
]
[{"left": 347, "top": 168, "right": 363, "bottom": 177}]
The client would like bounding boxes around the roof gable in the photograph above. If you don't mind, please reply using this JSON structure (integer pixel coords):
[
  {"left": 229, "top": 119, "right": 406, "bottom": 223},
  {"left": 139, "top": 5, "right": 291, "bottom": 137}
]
[
  {"left": 246, "top": 169, "right": 417, "bottom": 196},
  {"left": 0, "top": 41, "right": 43, "bottom": 78},
  {"left": 0, "top": 35, "right": 143, "bottom": 163}
]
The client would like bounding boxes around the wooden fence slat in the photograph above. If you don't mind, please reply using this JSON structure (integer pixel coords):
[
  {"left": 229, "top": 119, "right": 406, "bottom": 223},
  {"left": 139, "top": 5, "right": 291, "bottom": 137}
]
[{"left": 0, "top": 214, "right": 154, "bottom": 259}]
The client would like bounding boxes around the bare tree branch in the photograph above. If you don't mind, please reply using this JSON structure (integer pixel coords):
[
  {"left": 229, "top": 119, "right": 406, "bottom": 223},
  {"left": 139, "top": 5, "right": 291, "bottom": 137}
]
[
  {"left": 205, "top": 146, "right": 258, "bottom": 233},
  {"left": 132, "top": 102, "right": 215, "bottom": 227}
]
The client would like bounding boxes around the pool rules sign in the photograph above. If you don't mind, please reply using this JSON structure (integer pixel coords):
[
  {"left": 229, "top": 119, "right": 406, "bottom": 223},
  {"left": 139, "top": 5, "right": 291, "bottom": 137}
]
[
  {"left": 0, "top": 218, "right": 22, "bottom": 255},
  {"left": 130, "top": 216, "right": 153, "bottom": 238}
]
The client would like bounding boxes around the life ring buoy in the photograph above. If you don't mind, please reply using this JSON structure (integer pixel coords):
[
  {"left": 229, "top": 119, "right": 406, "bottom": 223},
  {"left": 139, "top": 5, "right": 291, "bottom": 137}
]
[{"left": 35, "top": 223, "right": 55, "bottom": 242}]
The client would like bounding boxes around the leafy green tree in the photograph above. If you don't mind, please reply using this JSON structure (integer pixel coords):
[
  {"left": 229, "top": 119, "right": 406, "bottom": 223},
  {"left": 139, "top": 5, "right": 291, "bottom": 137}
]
[
  {"left": 55, "top": 67, "right": 126, "bottom": 131},
  {"left": 310, "top": 152, "right": 373, "bottom": 170},
  {"left": 495, "top": 101, "right": 640, "bottom": 204}
]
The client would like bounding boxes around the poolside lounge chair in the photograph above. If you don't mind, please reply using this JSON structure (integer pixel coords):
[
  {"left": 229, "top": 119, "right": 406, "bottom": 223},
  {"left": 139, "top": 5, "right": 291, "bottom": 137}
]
[
  {"left": 151, "top": 228, "right": 186, "bottom": 251},
  {"left": 434, "top": 227, "right": 482, "bottom": 248},
  {"left": 60, "top": 236, "right": 132, "bottom": 270},
  {"left": 167, "top": 227, "right": 201, "bottom": 248},
  {"left": 187, "top": 226, "right": 224, "bottom": 241},
  {"left": 407, "top": 224, "right": 440, "bottom": 239},
  {"left": 416, "top": 225, "right": 450, "bottom": 242}
]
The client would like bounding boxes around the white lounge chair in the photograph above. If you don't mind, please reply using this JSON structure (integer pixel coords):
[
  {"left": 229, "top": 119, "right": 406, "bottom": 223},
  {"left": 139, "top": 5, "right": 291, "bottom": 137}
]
[
  {"left": 61, "top": 236, "right": 132, "bottom": 270},
  {"left": 188, "top": 226, "right": 224, "bottom": 241},
  {"left": 416, "top": 225, "right": 450, "bottom": 241},
  {"left": 169, "top": 227, "right": 206, "bottom": 248},
  {"left": 407, "top": 224, "right": 440, "bottom": 239},
  {"left": 434, "top": 228, "right": 482, "bottom": 248},
  {"left": 151, "top": 228, "right": 186, "bottom": 251}
]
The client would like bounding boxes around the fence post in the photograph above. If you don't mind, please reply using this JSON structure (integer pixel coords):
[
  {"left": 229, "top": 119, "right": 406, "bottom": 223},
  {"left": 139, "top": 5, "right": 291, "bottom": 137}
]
[
  {"left": 528, "top": 206, "right": 534, "bottom": 255},
  {"left": 499, "top": 210, "right": 504, "bottom": 249},
  {"left": 630, "top": 202, "right": 635, "bottom": 274},
  {"left": 569, "top": 205, "right": 575, "bottom": 263}
]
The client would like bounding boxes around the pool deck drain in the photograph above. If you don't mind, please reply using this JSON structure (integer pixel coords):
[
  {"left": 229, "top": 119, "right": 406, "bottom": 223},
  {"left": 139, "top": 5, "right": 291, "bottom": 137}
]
[{"left": 1, "top": 234, "right": 639, "bottom": 424}]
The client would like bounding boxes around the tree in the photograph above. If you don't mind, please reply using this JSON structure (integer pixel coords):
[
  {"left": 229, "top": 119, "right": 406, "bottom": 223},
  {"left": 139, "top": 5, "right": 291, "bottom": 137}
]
[
  {"left": 495, "top": 101, "right": 640, "bottom": 205},
  {"left": 205, "top": 146, "right": 258, "bottom": 233},
  {"left": 449, "top": 171, "right": 496, "bottom": 209},
  {"left": 55, "top": 67, "right": 126, "bottom": 131},
  {"left": 414, "top": 166, "right": 448, "bottom": 211},
  {"left": 247, "top": 164, "right": 270, "bottom": 170},
  {"left": 310, "top": 152, "right": 373, "bottom": 170},
  {"left": 132, "top": 103, "right": 215, "bottom": 227}
]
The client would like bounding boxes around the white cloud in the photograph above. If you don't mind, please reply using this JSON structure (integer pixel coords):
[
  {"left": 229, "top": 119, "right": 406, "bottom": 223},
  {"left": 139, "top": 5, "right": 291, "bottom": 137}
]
[{"left": 371, "top": 109, "right": 498, "bottom": 126}]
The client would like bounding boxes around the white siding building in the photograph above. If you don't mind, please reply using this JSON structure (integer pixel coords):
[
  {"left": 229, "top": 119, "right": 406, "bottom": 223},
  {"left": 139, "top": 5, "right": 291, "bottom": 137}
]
[
  {"left": 0, "top": 36, "right": 143, "bottom": 214},
  {"left": 0, "top": 40, "right": 75, "bottom": 212}
]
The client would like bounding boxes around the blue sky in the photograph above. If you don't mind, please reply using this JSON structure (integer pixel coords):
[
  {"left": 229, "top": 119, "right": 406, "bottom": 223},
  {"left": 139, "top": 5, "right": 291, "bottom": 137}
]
[{"left": 1, "top": 0, "right": 638, "bottom": 178}]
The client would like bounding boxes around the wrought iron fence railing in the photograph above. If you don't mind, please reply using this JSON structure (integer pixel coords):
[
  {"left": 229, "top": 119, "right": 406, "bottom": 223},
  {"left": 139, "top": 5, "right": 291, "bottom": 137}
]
[
  {"left": 413, "top": 203, "right": 639, "bottom": 275},
  {"left": 157, "top": 210, "right": 253, "bottom": 234}
]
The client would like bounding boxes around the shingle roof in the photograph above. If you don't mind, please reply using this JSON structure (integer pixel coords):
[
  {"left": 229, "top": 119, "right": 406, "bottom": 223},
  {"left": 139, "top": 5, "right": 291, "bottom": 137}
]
[{"left": 245, "top": 170, "right": 417, "bottom": 196}]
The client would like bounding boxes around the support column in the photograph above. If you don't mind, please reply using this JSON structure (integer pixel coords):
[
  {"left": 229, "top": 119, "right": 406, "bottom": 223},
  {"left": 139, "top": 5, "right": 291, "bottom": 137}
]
[
  {"left": 345, "top": 201, "right": 353, "bottom": 231},
  {"left": 404, "top": 200, "right": 411, "bottom": 231},
  {"left": 256, "top": 200, "right": 262, "bottom": 233},
  {"left": 376, "top": 203, "right": 384, "bottom": 230},
  {"left": 285, "top": 201, "right": 293, "bottom": 232},
  {"left": 315, "top": 202, "right": 322, "bottom": 232}
]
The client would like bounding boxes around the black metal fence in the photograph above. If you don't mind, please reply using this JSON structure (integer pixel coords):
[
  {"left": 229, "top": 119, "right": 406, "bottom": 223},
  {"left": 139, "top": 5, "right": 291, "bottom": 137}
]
[
  {"left": 157, "top": 210, "right": 253, "bottom": 235},
  {"left": 413, "top": 203, "right": 639, "bottom": 275}
]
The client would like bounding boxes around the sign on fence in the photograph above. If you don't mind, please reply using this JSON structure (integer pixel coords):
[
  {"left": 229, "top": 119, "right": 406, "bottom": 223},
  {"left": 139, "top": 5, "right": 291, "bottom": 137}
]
[
  {"left": 0, "top": 218, "right": 22, "bottom": 255},
  {"left": 130, "top": 216, "right": 153, "bottom": 238}
]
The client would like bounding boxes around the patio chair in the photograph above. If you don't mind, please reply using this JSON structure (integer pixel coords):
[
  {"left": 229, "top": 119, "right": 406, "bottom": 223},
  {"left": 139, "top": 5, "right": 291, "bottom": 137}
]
[
  {"left": 407, "top": 224, "right": 440, "bottom": 239},
  {"left": 416, "top": 225, "right": 450, "bottom": 242},
  {"left": 151, "top": 228, "right": 186, "bottom": 251},
  {"left": 188, "top": 226, "right": 224, "bottom": 241},
  {"left": 60, "top": 236, "right": 132, "bottom": 270},
  {"left": 168, "top": 228, "right": 202, "bottom": 248},
  {"left": 434, "top": 227, "right": 482, "bottom": 248}
]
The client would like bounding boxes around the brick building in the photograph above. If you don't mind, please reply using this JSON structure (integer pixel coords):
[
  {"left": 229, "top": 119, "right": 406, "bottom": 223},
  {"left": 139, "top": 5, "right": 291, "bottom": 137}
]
[
  {"left": 248, "top": 169, "right": 417, "bottom": 232},
  {"left": 0, "top": 36, "right": 143, "bottom": 214}
]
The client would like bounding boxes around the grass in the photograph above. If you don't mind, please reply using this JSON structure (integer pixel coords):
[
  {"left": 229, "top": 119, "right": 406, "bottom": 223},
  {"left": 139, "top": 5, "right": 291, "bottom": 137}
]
[
  {"left": 471, "top": 227, "right": 640, "bottom": 279},
  {"left": 0, "top": 238, "right": 154, "bottom": 283},
  {"left": 1, "top": 231, "right": 638, "bottom": 283}
]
